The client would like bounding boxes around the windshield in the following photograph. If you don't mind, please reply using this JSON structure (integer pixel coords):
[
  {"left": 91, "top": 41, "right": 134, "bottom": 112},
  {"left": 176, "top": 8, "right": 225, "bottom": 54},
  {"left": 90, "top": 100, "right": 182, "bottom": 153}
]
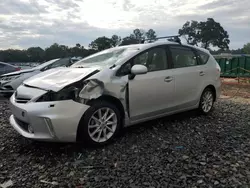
[
  {"left": 34, "top": 58, "right": 60, "bottom": 70},
  {"left": 71, "top": 47, "right": 140, "bottom": 68}
]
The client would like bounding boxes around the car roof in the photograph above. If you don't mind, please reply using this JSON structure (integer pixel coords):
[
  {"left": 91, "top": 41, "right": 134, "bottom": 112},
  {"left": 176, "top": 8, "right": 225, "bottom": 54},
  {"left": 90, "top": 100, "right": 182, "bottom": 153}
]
[{"left": 113, "top": 41, "right": 210, "bottom": 54}]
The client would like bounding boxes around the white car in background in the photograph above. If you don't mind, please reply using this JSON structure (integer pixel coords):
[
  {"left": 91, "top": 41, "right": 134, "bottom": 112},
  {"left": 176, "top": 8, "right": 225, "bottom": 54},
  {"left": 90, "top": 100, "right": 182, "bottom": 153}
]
[{"left": 0, "top": 57, "right": 79, "bottom": 97}]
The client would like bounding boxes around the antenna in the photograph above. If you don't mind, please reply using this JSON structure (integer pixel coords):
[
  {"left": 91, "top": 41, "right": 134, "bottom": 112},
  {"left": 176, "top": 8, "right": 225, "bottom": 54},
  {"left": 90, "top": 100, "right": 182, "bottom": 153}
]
[{"left": 141, "top": 35, "right": 181, "bottom": 45}]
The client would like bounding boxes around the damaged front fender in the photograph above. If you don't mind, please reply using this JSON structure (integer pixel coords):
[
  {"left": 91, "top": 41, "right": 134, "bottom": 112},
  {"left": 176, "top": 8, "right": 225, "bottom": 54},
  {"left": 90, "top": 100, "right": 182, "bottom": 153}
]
[
  {"left": 78, "top": 68, "right": 129, "bottom": 112},
  {"left": 79, "top": 79, "right": 104, "bottom": 100}
]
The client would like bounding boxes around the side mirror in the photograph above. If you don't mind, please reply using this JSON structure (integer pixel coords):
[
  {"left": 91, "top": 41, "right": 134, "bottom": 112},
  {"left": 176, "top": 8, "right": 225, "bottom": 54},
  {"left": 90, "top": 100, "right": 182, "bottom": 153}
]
[
  {"left": 131, "top": 64, "right": 148, "bottom": 75},
  {"left": 129, "top": 64, "right": 148, "bottom": 80}
]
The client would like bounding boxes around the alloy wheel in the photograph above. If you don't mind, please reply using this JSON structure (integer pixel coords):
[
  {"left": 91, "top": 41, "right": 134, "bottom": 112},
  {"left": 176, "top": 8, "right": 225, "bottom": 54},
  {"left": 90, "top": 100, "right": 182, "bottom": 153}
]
[
  {"left": 88, "top": 107, "right": 117, "bottom": 143},
  {"left": 201, "top": 90, "right": 214, "bottom": 113}
]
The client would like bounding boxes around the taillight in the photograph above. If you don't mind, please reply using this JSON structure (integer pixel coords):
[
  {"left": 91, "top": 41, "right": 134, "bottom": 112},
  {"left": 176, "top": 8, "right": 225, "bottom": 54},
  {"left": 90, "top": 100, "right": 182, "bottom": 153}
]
[{"left": 16, "top": 67, "right": 21, "bottom": 71}]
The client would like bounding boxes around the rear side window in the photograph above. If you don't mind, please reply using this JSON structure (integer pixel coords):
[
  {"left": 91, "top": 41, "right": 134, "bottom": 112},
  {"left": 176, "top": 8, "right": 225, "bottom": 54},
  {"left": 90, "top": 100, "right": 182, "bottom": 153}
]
[
  {"left": 197, "top": 50, "right": 209, "bottom": 65},
  {"left": 169, "top": 46, "right": 198, "bottom": 68}
]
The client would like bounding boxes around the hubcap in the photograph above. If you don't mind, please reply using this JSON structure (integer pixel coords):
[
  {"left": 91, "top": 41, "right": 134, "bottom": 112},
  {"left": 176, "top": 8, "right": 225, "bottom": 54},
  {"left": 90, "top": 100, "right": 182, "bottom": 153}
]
[
  {"left": 88, "top": 107, "right": 117, "bottom": 143},
  {"left": 201, "top": 91, "right": 213, "bottom": 113}
]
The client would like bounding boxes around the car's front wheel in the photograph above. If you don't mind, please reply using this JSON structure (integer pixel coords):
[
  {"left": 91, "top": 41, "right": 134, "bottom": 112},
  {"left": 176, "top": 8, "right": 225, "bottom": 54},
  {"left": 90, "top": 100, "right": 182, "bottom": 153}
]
[
  {"left": 77, "top": 100, "right": 122, "bottom": 146},
  {"left": 198, "top": 88, "right": 215, "bottom": 115}
]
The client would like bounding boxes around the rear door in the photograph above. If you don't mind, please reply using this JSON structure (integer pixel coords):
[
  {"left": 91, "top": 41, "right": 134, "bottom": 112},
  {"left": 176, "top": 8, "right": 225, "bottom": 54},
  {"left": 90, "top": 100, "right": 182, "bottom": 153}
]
[{"left": 168, "top": 45, "right": 205, "bottom": 109}]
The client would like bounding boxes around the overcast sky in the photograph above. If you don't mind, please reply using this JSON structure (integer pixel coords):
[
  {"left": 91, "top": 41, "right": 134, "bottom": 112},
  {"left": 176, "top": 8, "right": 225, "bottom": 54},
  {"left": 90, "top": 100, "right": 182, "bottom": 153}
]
[{"left": 0, "top": 0, "right": 249, "bottom": 50}]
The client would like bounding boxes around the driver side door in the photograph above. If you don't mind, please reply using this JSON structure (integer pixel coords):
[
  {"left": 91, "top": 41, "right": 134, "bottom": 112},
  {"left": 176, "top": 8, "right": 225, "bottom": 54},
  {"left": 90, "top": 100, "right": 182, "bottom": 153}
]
[{"left": 127, "top": 46, "right": 175, "bottom": 122}]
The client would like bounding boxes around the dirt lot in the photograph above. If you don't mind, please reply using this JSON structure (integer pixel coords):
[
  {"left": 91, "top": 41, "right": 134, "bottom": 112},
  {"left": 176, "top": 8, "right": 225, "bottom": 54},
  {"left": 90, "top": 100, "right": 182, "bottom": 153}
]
[{"left": 0, "top": 84, "right": 250, "bottom": 188}]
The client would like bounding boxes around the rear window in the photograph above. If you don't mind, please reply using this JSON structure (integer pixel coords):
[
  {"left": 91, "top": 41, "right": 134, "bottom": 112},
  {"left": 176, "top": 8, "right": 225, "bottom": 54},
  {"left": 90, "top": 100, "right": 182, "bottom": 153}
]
[{"left": 197, "top": 50, "right": 209, "bottom": 65}]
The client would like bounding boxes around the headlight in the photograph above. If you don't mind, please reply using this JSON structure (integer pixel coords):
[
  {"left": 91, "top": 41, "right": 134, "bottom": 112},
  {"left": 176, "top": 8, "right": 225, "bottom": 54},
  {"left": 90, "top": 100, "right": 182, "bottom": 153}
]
[{"left": 36, "top": 81, "right": 84, "bottom": 102}]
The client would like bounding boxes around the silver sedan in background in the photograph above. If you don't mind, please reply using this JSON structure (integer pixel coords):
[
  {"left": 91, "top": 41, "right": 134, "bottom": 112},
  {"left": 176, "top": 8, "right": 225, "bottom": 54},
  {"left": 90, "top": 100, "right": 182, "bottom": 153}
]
[
  {"left": 0, "top": 61, "right": 21, "bottom": 75},
  {"left": 0, "top": 57, "right": 79, "bottom": 97},
  {"left": 9, "top": 39, "right": 221, "bottom": 146}
]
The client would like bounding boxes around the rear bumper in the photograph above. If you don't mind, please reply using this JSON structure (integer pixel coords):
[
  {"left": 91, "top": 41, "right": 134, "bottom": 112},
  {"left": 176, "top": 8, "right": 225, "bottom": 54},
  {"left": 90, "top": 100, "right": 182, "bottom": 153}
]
[
  {"left": 9, "top": 95, "right": 90, "bottom": 142},
  {"left": 215, "top": 79, "right": 221, "bottom": 101}
]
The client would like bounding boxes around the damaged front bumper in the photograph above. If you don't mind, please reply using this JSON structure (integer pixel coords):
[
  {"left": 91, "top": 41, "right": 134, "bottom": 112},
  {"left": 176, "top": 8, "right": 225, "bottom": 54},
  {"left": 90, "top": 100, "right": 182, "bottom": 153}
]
[{"left": 9, "top": 95, "right": 90, "bottom": 142}]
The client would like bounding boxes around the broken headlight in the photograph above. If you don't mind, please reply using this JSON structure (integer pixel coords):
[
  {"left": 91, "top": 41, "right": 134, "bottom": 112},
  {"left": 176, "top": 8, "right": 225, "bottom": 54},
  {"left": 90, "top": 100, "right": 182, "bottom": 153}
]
[{"left": 36, "top": 82, "right": 84, "bottom": 102}]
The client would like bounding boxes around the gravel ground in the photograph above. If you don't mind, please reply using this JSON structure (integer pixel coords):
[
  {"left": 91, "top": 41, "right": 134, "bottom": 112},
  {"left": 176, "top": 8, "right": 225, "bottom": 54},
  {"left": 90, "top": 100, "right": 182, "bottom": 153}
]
[{"left": 0, "top": 98, "right": 250, "bottom": 188}]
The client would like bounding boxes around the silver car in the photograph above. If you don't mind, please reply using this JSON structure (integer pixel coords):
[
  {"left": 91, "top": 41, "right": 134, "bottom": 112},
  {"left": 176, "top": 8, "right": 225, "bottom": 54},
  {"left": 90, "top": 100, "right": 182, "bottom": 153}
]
[
  {"left": 0, "top": 62, "right": 21, "bottom": 75},
  {"left": 0, "top": 57, "right": 78, "bottom": 97},
  {"left": 9, "top": 40, "right": 221, "bottom": 146}
]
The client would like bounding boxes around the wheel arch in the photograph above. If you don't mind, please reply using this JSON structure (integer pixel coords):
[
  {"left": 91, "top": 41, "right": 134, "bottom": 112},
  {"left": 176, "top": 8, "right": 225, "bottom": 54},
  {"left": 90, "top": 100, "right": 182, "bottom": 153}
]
[
  {"left": 76, "top": 94, "right": 125, "bottom": 142},
  {"left": 202, "top": 84, "right": 217, "bottom": 101}
]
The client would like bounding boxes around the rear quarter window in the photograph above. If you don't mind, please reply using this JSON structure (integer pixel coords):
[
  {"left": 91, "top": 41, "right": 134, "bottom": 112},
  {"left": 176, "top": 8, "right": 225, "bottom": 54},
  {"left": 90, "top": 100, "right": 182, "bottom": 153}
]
[{"left": 197, "top": 50, "right": 209, "bottom": 65}]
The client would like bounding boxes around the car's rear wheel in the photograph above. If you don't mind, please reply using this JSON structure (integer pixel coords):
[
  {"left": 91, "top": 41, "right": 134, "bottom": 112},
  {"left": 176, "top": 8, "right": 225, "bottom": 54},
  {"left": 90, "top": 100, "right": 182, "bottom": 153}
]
[
  {"left": 198, "top": 88, "right": 215, "bottom": 115},
  {"left": 77, "top": 100, "right": 122, "bottom": 146}
]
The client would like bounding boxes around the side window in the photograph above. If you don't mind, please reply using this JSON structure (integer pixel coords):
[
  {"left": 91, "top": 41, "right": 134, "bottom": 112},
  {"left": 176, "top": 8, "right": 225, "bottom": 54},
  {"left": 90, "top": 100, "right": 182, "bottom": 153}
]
[
  {"left": 170, "top": 46, "right": 198, "bottom": 68},
  {"left": 0, "top": 64, "right": 5, "bottom": 68},
  {"left": 118, "top": 61, "right": 133, "bottom": 76},
  {"left": 134, "top": 47, "right": 168, "bottom": 72},
  {"left": 197, "top": 50, "right": 209, "bottom": 65}
]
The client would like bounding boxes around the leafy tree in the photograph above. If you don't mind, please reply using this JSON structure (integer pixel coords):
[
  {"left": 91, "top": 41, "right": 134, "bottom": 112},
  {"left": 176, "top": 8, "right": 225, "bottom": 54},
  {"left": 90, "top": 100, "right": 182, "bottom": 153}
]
[
  {"left": 110, "top": 35, "right": 121, "bottom": 47},
  {"left": 89, "top": 36, "right": 113, "bottom": 51},
  {"left": 145, "top": 29, "right": 157, "bottom": 40},
  {"left": 133, "top": 29, "right": 145, "bottom": 42},
  {"left": 76, "top": 43, "right": 81, "bottom": 48},
  {"left": 243, "top": 43, "right": 250, "bottom": 54},
  {"left": 0, "top": 49, "right": 29, "bottom": 62},
  {"left": 44, "top": 43, "right": 70, "bottom": 60},
  {"left": 179, "top": 21, "right": 199, "bottom": 45},
  {"left": 27, "top": 47, "right": 45, "bottom": 62},
  {"left": 179, "top": 18, "right": 230, "bottom": 50},
  {"left": 121, "top": 34, "right": 138, "bottom": 45},
  {"left": 121, "top": 29, "right": 146, "bottom": 45}
]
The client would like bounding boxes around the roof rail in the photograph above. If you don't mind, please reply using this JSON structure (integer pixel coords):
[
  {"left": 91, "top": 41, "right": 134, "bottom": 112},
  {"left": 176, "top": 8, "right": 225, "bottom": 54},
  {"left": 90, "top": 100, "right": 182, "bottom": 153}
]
[{"left": 141, "top": 35, "right": 181, "bottom": 45}]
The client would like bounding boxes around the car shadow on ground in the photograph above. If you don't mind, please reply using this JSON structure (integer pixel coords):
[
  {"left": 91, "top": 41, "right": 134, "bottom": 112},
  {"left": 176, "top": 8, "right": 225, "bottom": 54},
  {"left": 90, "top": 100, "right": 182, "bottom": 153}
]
[{"left": 14, "top": 109, "right": 200, "bottom": 157}]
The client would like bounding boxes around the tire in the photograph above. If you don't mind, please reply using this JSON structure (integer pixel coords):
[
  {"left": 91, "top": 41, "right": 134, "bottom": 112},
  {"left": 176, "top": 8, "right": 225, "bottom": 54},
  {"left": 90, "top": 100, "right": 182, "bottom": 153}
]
[
  {"left": 77, "top": 100, "right": 122, "bottom": 147},
  {"left": 198, "top": 88, "right": 215, "bottom": 115}
]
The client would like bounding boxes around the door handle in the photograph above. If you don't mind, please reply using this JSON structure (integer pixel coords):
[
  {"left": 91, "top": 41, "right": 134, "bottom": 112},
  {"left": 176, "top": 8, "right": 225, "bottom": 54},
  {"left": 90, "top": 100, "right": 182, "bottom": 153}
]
[
  {"left": 199, "top": 71, "right": 205, "bottom": 76},
  {"left": 164, "top": 76, "right": 173, "bottom": 82}
]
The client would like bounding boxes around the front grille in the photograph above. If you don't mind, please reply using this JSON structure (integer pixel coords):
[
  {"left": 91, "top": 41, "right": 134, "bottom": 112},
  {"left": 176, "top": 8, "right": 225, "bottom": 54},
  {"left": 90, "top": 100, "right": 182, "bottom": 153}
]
[
  {"left": 14, "top": 116, "right": 29, "bottom": 131},
  {"left": 15, "top": 97, "right": 31, "bottom": 104}
]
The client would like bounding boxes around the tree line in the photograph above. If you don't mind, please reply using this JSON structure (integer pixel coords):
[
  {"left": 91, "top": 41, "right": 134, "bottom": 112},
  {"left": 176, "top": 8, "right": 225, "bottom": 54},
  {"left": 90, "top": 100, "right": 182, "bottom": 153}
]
[{"left": 0, "top": 18, "right": 249, "bottom": 63}]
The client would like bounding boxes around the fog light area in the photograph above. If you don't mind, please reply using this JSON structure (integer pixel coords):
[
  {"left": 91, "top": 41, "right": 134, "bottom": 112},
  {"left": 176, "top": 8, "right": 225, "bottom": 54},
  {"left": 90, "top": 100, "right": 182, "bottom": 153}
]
[
  {"left": 27, "top": 124, "right": 34, "bottom": 133},
  {"left": 44, "top": 117, "right": 56, "bottom": 137}
]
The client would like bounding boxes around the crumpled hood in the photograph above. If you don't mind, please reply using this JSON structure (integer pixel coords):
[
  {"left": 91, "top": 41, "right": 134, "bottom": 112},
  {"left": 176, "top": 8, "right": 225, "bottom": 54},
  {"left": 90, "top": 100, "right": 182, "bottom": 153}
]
[
  {"left": 1, "top": 68, "right": 35, "bottom": 77},
  {"left": 23, "top": 67, "right": 98, "bottom": 92}
]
